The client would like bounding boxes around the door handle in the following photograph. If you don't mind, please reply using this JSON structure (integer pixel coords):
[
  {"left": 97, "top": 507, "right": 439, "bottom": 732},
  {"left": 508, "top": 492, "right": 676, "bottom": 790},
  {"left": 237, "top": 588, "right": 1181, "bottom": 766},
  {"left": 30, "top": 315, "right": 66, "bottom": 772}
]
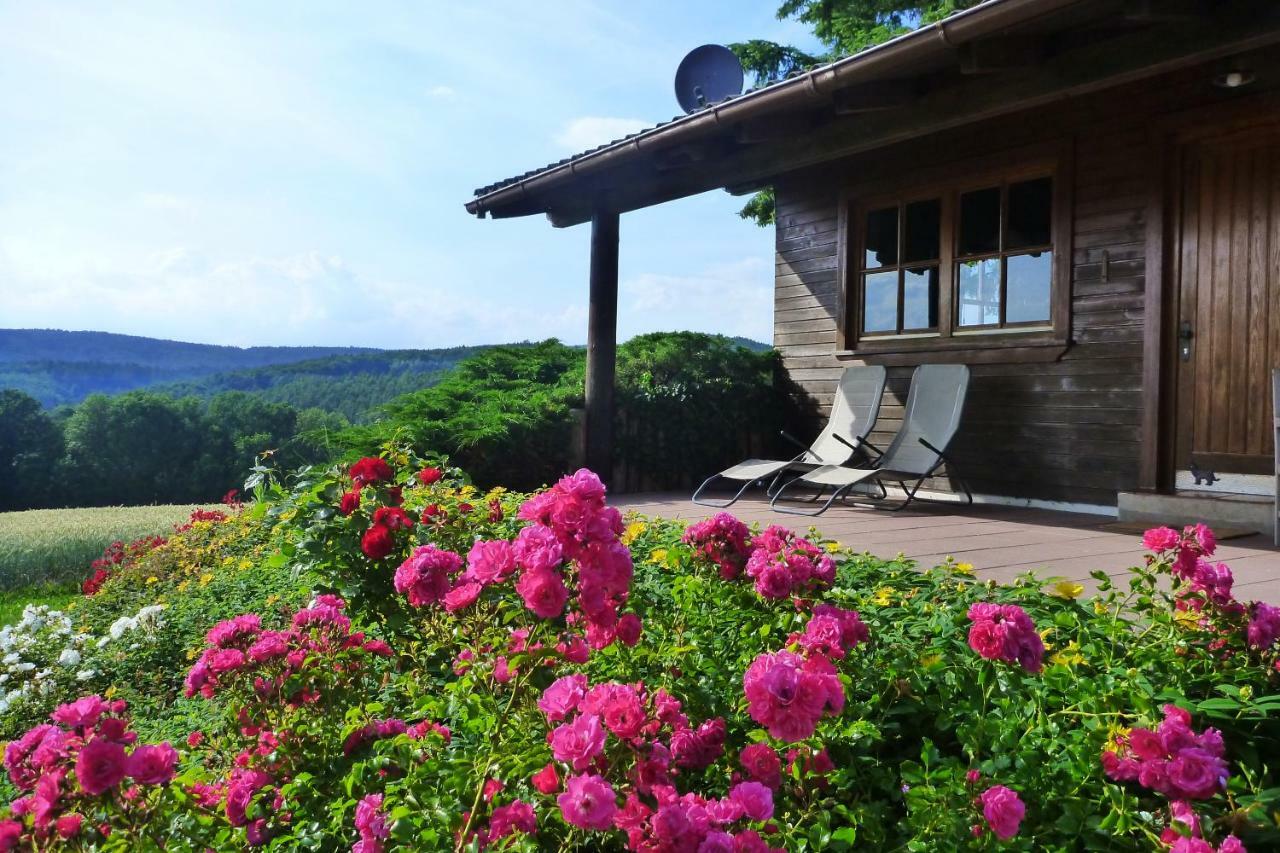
[{"left": 1179, "top": 321, "right": 1193, "bottom": 362}]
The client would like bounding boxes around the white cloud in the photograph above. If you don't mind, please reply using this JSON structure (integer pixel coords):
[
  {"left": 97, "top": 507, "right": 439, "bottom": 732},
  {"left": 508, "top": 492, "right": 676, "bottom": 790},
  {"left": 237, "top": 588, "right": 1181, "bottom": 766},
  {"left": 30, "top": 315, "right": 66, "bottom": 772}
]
[
  {"left": 426, "top": 84, "right": 457, "bottom": 99},
  {"left": 555, "top": 116, "right": 651, "bottom": 151},
  {"left": 619, "top": 257, "right": 774, "bottom": 343}
]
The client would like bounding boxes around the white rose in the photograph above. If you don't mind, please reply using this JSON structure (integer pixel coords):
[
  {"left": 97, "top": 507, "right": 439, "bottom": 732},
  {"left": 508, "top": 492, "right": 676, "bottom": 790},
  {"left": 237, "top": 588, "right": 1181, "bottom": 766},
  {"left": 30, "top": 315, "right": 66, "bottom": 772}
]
[{"left": 58, "top": 649, "right": 81, "bottom": 667}]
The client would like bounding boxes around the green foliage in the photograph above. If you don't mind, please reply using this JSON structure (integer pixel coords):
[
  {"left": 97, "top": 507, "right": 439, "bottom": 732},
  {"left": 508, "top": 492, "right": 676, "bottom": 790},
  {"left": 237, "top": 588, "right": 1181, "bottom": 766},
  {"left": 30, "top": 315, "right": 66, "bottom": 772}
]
[
  {"left": 0, "top": 390, "right": 63, "bottom": 510},
  {"left": 777, "top": 0, "right": 981, "bottom": 54},
  {"left": 727, "top": 40, "right": 822, "bottom": 84},
  {"left": 0, "top": 504, "right": 197, "bottom": 590},
  {"left": 340, "top": 333, "right": 783, "bottom": 491},
  {"left": 736, "top": 186, "right": 777, "bottom": 228}
]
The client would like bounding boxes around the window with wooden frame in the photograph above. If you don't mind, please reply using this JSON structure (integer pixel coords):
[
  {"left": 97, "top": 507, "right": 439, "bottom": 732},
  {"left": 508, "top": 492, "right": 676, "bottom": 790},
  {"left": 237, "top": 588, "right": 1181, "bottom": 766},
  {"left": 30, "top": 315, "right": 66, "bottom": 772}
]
[{"left": 840, "top": 147, "right": 1071, "bottom": 361}]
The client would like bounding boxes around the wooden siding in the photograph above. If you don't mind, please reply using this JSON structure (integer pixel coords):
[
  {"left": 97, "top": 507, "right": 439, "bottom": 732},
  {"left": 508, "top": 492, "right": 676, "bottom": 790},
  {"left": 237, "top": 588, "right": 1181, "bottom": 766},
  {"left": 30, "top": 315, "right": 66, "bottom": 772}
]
[{"left": 771, "top": 55, "right": 1280, "bottom": 507}]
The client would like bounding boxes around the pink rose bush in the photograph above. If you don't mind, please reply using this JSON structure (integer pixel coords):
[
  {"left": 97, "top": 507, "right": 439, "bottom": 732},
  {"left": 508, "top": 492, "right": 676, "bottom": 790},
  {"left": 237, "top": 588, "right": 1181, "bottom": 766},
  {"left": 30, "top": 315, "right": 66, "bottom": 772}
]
[
  {"left": 2, "top": 696, "right": 178, "bottom": 847},
  {"left": 1103, "top": 704, "right": 1229, "bottom": 800},
  {"left": 966, "top": 602, "right": 1044, "bottom": 673},
  {"left": 9, "top": 447, "right": 1280, "bottom": 852},
  {"left": 392, "top": 468, "right": 642, "bottom": 654},
  {"left": 682, "top": 512, "right": 752, "bottom": 579}
]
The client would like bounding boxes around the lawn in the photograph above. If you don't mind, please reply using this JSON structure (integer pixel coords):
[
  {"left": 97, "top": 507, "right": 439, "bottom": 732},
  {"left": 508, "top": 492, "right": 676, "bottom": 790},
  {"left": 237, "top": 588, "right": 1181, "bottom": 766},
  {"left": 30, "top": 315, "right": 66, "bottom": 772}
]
[{"left": 0, "top": 504, "right": 198, "bottom": 593}]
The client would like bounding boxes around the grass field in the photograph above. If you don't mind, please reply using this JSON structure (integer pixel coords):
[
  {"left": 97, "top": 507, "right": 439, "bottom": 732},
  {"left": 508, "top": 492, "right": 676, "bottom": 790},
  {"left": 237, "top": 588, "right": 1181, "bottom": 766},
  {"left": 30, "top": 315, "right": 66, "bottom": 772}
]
[{"left": 0, "top": 505, "right": 198, "bottom": 594}]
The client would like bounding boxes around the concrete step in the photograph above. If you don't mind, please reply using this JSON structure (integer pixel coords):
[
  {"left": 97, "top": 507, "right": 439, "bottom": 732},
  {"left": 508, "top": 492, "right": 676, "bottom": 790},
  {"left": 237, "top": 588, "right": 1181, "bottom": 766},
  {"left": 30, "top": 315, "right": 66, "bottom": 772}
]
[{"left": 1118, "top": 490, "right": 1274, "bottom": 535}]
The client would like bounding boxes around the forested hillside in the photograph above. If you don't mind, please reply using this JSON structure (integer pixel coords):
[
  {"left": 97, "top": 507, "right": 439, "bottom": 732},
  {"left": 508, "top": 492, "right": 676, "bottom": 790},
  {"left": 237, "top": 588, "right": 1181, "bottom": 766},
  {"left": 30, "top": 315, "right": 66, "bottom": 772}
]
[
  {"left": 149, "top": 348, "right": 491, "bottom": 421},
  {"left": 0, "top": 330, "right": 377, "bottom": 407}
]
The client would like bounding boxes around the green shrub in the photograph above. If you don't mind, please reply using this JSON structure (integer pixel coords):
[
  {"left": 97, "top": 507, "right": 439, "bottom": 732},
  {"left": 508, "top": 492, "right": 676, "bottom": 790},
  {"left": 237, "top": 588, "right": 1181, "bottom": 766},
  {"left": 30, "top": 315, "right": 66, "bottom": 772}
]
[{"left": 340, "top": 332, "right": 785, "bottom": 491}]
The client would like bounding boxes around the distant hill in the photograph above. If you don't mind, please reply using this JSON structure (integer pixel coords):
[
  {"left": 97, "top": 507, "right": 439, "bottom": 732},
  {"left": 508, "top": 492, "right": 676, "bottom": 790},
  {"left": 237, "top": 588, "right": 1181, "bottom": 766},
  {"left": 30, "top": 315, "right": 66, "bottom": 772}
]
[
  {"left": 0, "top": 329, "right": 379, "bottom": 408},
  {"left": 150, "top": 348, "right": 493, "bottom": 421},
  {"left": 729, "top": 336, "right": 771, "bottom": 352},
  {"left": 0, "top": 329, "right": 772, "bottom": 410}
]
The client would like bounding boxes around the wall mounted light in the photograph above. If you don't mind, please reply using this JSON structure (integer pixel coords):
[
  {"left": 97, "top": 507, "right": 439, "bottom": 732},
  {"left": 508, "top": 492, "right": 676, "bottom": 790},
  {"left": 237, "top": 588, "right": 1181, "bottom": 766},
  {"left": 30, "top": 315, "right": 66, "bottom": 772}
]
[{"left": 1213, "top": 66, "right": 1256, "bottom": 89}]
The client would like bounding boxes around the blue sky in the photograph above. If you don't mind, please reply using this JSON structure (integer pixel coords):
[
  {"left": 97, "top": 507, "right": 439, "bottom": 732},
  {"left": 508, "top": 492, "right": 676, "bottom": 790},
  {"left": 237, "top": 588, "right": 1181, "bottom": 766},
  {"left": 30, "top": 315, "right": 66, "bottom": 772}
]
[{"left": 0, "top": 2, "right": 820, "bottom": 349}]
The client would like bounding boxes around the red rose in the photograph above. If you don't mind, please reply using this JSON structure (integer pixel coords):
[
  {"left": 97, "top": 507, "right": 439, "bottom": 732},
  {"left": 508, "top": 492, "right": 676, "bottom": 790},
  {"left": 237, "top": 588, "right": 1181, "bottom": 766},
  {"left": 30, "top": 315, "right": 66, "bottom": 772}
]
[
  {"left": 350, "top": 457, "right": 393, "bottom": 487},
  {"left": 417, "top": 467, "right": 443, "bottom": 486},
  {"left": 372, "top": 506, "right": 415, "bottom": 531},
  {"left": 361, "top": 525, "right": 396, "bottom": 560},
  {"left": 458, "top": 503, "right": 474, "bottom": 515},
  {"left": 338, "top": 491, "right": 360, "bottom": 516}
]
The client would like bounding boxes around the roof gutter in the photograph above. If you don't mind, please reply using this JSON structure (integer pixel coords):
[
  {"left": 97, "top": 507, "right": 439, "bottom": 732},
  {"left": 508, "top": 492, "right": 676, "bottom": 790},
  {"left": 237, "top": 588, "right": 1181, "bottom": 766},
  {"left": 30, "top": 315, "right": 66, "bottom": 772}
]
[{"left": 465, "top": 0, "right": 1087, "bottom": 217}]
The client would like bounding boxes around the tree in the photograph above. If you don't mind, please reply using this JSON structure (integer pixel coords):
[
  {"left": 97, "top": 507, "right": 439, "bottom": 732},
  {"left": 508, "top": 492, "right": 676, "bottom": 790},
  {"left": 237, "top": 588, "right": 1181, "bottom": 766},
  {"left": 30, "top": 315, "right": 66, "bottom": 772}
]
[
  {"left": 0, "top": 390, "right": 64, "bottom": 510},
  {"left": 730, "top": 0, "right": 981, "bottom": 226}
]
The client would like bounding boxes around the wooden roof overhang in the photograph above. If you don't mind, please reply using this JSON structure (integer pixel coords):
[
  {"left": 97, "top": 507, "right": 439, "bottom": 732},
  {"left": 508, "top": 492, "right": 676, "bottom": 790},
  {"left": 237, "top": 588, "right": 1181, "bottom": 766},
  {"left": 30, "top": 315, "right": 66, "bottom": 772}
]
[{"left": 466, "top": 0, "right": 1280, "bottom": 229}]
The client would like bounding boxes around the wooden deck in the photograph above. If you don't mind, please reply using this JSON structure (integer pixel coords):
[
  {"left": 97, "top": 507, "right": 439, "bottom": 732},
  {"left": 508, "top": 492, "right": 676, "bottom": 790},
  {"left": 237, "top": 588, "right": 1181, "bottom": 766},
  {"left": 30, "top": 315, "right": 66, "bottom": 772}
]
[{"left": 611, "top": 494, "right": 1280, "bottom": 604}]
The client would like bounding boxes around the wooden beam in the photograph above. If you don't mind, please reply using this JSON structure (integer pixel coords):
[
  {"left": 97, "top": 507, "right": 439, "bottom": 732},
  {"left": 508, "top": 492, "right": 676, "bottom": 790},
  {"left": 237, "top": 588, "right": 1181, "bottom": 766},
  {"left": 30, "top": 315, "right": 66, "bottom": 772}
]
[
  {"left": 584, "top": 209, "right": 619, "bottom": 481},
  {"left": 1124, "top": 0, "right": 1209, "bottom": 23},
  {"left": 958, "top": 36, "right": 1047, "bottom": 74},
  {"left": 831, "top": 80, "right": 917, "bottom": 114}
]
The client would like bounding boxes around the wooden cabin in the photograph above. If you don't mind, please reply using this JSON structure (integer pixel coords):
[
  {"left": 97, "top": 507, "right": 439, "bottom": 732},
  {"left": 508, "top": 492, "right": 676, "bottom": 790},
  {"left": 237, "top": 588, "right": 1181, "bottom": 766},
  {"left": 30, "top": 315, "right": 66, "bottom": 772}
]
[{"left": 467, "top": 0, "right": 1280, "bottom": 529}]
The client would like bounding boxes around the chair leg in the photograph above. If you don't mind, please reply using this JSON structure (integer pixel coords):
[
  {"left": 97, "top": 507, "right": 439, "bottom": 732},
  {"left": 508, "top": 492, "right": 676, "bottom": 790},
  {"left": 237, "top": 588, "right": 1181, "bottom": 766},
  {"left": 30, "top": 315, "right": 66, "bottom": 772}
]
[
  {"left": 770, "top": 480, "right": 849, "bottom": 516},
  {"left": 691, "top": 474, "right": 757, "bottom": 508}
]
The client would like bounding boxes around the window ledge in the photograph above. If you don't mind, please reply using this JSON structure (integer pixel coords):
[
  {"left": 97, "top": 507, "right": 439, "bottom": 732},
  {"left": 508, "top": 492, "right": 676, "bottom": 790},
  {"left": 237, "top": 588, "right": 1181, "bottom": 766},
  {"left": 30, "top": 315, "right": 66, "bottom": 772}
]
[{"left": 836, "top": 335, "right": 1070, "bottom": 365}]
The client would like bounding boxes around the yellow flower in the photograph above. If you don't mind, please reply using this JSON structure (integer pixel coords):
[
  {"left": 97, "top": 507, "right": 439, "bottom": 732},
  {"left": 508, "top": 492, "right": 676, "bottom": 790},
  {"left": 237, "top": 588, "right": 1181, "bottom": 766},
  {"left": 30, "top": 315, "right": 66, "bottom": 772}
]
[
  {"left": 177, "top": 580, "right": 190, "bottom": 591},
  {"left": 199, "top": 573, "right": 214, "bottom": 586},
  {"left": 871, "top": 587, "right": 893, "bottom": 606},
  {"left": 952, "top": 562, "right": 975, "bottom": 576},
  {"left": 1046, "top": 581, "right": 1085, "bottom": 600},
  {"left": 238, "top": 559, "right": 253, "bottom": 571},
  {"left": 1103, "top": 722, "right": 1131, "bottom": 752},
  {"left": 1039, "top": 628, "right": 1055, "bottom": 651},
  {"left": 1050, "top": 642, "right": 1086, "bottom": 668},
  {"left": 1094, "top": 600, "right": 1109, "bottom": 615},
  {"left": 648, "top": 548, "right": 668, "bottom": 565},
  {"left": 1173, "top": 608, "right": 1202, "bottom": 628},
  {"left": 145, "top": 576, "right": 158, "bottom": 585},
  {"left": 266, "top": 594, "right": 280, "bottom": 606},
  {"left": 622, "top": 521, "right": 647, "bottom": 546},
  {"left": 824, "top": 542, "right": 841, "bottom": 554}
]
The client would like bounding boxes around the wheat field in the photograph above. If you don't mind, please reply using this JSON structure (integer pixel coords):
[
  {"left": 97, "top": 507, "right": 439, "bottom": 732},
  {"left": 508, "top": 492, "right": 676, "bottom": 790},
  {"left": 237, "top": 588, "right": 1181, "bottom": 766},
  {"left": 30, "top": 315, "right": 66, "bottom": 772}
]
[{"left": 0, "top": 505, "right": 197, "bottom": 592}]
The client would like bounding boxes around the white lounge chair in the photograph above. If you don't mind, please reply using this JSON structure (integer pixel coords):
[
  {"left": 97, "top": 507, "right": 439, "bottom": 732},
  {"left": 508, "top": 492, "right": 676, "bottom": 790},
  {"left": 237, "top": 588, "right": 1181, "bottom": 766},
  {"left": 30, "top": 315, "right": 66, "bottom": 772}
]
[
  {"left": 691, "top": 365, "right": 887, "bottom": 508},
  {"left": 770, "top": 364, "right": 971, "bottom": 516}
]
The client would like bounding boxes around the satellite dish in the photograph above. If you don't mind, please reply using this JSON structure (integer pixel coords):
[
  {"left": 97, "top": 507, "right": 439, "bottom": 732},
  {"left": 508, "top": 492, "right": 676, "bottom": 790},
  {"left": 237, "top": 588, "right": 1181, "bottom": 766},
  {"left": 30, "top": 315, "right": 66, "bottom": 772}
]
[{"left": 674, "top": 44, "right": 744, "bottom": 114}]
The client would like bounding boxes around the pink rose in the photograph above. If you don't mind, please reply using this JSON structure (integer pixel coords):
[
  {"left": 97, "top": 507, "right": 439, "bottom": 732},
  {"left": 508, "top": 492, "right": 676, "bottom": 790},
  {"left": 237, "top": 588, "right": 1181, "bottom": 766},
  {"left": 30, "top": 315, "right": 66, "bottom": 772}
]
[
  {"left": 443, "top": 582, "right": 482, "bottom": 613},
  {"left": 75, "top": 738, "right": 128, "bottom": 796},
  {"left": 515, "top": 569, "right": 569, "bottom": 619},
  {"left": 980, "top": 785, "right": 1025, "bottom": 840},
  {"left": 539, "top": 675, "right": 587, "bottom": 722},
  {"left": 729, "top": 781, "right": 774, "bottom": 821},
  {"left": 550, "top": 714, "right": 606, "bottom": 771},
  {"left": 465, "top": 540, "right": 516, "bottom": 586},
  {"left": 740, "top": 743, "right": 782, "bottom": 789},
  {"left": 125, "top": 742, "right": 178, "bottom": 785},
  {"left": 558, "top": 774, "right": 617, "bottom": 831},
  {"left": 1143, "top": 526, "right": 1181, "bottom": 553}
]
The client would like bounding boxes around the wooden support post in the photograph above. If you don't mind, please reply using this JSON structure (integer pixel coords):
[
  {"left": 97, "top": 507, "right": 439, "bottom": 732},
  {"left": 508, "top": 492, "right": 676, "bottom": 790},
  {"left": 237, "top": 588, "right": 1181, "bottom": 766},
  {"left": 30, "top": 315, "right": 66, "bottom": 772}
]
[{"left": 584, "top": 208, "right": 619, "bottom": 482}]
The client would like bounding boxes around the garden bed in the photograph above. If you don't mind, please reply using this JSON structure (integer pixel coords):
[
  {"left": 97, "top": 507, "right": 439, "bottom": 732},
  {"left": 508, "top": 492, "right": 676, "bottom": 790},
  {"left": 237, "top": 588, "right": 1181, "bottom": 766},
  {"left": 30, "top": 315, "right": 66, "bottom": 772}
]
[{"left": 0, "top": 453, "right": 1277, "bottom": 850}]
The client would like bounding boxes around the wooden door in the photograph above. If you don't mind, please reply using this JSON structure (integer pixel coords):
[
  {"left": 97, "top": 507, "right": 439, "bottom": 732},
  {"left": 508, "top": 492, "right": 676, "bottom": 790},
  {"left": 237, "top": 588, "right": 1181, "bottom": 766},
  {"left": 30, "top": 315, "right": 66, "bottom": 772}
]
[{"left": 1175, "top": 126, "right": 1280, "bottom": 477}]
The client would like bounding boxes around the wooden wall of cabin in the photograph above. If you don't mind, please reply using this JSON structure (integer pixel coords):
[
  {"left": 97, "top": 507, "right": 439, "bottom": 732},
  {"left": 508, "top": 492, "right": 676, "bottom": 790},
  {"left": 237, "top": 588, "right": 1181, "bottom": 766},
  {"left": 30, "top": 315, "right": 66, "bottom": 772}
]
[{"left": 771, "top": 54, "right": 1280, "bottom": 508}]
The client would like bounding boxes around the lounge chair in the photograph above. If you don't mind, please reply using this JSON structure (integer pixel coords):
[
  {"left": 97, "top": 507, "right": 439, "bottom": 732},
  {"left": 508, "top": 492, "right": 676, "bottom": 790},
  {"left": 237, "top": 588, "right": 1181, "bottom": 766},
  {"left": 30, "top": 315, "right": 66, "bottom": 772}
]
[
  {"left": 770, "top": 364, "right": 971, "bottom": 516},
  {"left": 691, "top": 365, "right": 887, "bottom": 508}
]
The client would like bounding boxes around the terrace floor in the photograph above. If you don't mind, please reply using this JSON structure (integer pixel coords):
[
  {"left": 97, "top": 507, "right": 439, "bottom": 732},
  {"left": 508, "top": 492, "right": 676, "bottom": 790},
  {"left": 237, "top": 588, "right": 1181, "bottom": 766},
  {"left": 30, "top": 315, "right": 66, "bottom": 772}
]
[{"left": 611, "top": 493, "right": 1280, "bottom": 604}]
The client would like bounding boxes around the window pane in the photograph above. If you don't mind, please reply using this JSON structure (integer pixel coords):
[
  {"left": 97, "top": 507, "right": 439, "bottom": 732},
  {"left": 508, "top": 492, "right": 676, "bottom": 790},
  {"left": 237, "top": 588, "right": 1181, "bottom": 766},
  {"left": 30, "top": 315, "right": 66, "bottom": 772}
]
[
  {"left": 863, "top": 207, "right": 898, "bottom": 269},
  {"left": 957, "top": 258, "right": 1001, "bottom": 326},
  {"left": 958, "top": 187, "right": 1000, "bottom": 256},
  {"left": 902, "top": 199, "right": 941, "bottom": 263},
  {"left": 1007, "top": 177, "right": 1052, "bottom": 249},
  {"left": 1005, "top": 251, "right": 1053, "bottom": 323},
  {"left": 862, "top": 271, "right": 898, "bottom": 333},
  {"left": 902, "top": 266, "right": 939, "bottom": 330}
]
